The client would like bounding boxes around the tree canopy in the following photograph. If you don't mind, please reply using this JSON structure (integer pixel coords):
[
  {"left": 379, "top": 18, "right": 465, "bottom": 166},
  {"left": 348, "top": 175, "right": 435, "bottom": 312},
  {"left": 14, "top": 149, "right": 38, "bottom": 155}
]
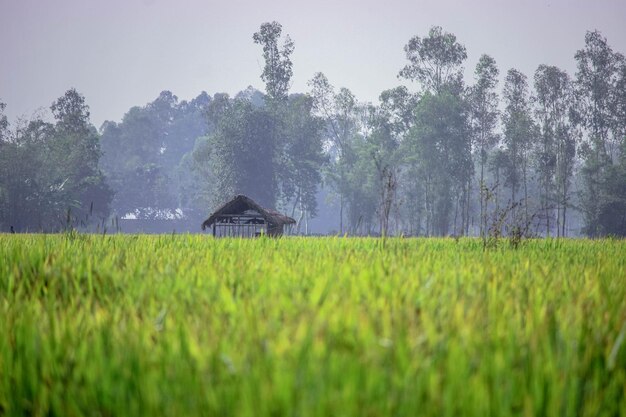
[{"left": 2, "top": 24, "right": 625, "bottom": 237}]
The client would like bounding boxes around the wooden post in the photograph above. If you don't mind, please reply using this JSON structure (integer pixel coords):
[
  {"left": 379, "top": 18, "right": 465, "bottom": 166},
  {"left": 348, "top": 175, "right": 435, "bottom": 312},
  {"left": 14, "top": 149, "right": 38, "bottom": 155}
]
[{"left": 212, "top": 223, "right": 216, "bottom": 237}]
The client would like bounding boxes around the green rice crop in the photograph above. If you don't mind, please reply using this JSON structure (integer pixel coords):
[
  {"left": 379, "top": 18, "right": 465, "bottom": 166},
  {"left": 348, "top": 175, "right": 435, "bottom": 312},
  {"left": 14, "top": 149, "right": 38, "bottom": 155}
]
[{"left": 0, "top": 235, "right": 625, "bottom": 416}]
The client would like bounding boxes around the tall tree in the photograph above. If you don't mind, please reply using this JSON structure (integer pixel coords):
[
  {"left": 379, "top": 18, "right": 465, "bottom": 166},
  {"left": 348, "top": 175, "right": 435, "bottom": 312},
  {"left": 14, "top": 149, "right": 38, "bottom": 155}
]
[
  {"left": 47, "top": 89, "right": 112, "bottom": 224},
  {"left": 253, "top": 21, "right": 294, "bottom": 104},
  {"left": 399, "top": 26, "right": 471, "bottom": 235},
  {"left": 469, "top": 54, "right": 500, "bottom": 237},
  {"left": 533, "top": 65, "right": 576, "bottom": 236},
  {"left": 308, "top": 72, "right": 359, "bottom": 233},
  {"left": 252, "top": 21, "right": 326, "bottom": 227},
  {"left": 279, "top": 94, "right": 325, "bottom": 232},
  {"left": 574, "top": 30, "right": 624, "bottom": 236},
  {"left": 406, "top": 91, "right": 471, "bottom": 236},
  {"left": 368, "top": 107, "right": 402, "bottom": 236},
  {"left": 398, "top": 26, "right": 467, "bottom": 94},
  {"left": 502, "top": 69, "right": 537, "bottom": 225},
  {"left": 377, "top": 87, "right": 417, "bottom": 235}
]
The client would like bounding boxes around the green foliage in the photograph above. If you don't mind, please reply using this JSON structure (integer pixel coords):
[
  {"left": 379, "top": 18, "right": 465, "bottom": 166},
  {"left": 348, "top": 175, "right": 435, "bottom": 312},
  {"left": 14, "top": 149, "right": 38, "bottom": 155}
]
[
  {"left": 308, "top": 73, "right": 359, "bottom": 233},
  {"left": 0, "top": 90, "right": 111, "bottom": 232},
  {"left": 205, "top": 99, "right": 278, "bottom": 209},
  {"left": 501, "top": 69, "right": 537, "bottom": 219},
  {"left": 596, "top": 140, "right": 626, "bottom": 236},
  {"left": 470, "top": 54, "right": 500, "bottom": 167},
  {"left": 178, "top": 135, "right": 215, "bottom": 218},
  {"left": 100, "top": 91, "right": 210, "bottom": 219},
  {"left": 191, "top": 24, "right": 323, "bottom": 231},
  {"left": 399, "top": 26, "right": 467, "bottom": 93},
  {"left": 253, "top": 21, "right": 294, "bottom": 103},
  {"left": 197, "top": 91, "right": 325, "bottom": 225},
  {"left": 278, "top": 95, "right": 326, "bottom": 219},
  {"left": 3, "top": 24, "right": 626, "bottom": 238},
  {"left": 575, "top": 30, "right": 626, "bottom": 237},
  {"left": 470, "top": 55, "right": 500, "bottom": 238},
  {"left": 406, "top": 90, "right": 472, "bottom": 236},
  {"left": 533, "top": 65, "right": 576, "bottom": 237},
  {"left": 0, "top": 236, "right": 625, "bottom": 416}
]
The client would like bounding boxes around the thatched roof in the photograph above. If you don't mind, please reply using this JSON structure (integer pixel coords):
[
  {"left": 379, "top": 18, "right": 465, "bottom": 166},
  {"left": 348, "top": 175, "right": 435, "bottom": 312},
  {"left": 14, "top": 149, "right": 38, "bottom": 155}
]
[{"left": 201, "top": 195, "right": 296, "bottom": 230}]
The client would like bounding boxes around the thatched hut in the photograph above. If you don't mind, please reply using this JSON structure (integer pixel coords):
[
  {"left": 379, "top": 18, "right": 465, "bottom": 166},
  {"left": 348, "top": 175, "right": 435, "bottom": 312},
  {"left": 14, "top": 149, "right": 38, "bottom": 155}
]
[{"left": 201, "top": 195, "right": 296, "bottom": 237}]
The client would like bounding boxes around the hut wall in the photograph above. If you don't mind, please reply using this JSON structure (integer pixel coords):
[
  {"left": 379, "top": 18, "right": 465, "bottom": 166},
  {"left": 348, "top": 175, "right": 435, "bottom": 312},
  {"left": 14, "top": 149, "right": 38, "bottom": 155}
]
[{"left": 214, "top": 223, "right": 268, "bottom": 237}]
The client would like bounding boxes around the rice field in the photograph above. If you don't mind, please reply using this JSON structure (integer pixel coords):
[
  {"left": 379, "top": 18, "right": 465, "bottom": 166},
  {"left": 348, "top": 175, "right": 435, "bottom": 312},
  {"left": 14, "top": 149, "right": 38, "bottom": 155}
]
[{"left": 0, "top": 234, "right": 625, "bottom": 416}]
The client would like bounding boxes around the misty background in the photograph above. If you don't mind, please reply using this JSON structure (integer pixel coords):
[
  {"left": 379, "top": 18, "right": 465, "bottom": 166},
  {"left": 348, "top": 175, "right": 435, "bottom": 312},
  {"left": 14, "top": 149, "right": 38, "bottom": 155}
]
[{"left": 1, "top": 0, "right": 625, "bottom": 236}]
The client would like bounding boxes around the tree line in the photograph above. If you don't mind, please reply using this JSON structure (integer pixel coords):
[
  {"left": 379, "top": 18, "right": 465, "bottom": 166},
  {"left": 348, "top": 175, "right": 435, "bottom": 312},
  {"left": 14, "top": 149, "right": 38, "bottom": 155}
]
[{"left": 1, "top": 23, "right": 625, "bottom": 236}]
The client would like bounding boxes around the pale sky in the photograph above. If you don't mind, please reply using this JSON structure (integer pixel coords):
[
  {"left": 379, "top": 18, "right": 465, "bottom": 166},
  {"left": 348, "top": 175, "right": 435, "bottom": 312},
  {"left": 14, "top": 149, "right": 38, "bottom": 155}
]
[{"left": 1, "top": 0, "right": 625, "bottom": 128}]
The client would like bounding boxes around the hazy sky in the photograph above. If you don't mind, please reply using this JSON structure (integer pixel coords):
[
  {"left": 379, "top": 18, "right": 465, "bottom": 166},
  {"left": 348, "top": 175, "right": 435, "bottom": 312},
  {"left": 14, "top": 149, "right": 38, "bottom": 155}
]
[{"left": 1, "top": 0, "right": 625, "bottom": 128}]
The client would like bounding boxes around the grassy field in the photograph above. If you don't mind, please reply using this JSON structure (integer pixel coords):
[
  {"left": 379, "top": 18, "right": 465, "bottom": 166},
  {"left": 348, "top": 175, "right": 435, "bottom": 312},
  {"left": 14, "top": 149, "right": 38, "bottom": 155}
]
[{"left": 0, "top": 235, "right": 625, "bottom": 416}]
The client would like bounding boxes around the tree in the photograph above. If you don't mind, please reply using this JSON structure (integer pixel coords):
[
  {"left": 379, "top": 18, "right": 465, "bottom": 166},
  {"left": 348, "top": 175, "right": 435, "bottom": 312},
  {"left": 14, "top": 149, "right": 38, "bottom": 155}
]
[
  {"left": 574, "top": 30, "right": 625, "bottom": 236},
  {"left": 279, "top": 94, "right": 325, "bottom": 233},
  {"left": 612, "top": 61, "right": 626, "bottom": 145},
  {"left": 100, "top": 105, "right": 174, "bottom": 218},
  {"left": 488, "top": 148, "right": 509, "bottom": 216},
  {"left": 369, "top": 115, "right": 401, "bottom": 236},
  {"left": 0, "top": 90, "right": 111, "bottom": 231},
  {"left": 533, "top": 65, "right": 576, "bottom": 236},
  {"left": 207, "top": 98, "right": 278, "bottom": 208},
  {"left": 252, "top": 22, "right": 326, "bottom": 229},
  {"left": 308, "top": 72, "right": 359, "bottom": 233},
  {"left": 469, "top": 54, "right": 500, "bottom": 237},
  {"left": 376, "top": 87, "right": 418, "bottom": 234},
  {"left": 48, "top": 89, "right": 112, "bottom": 225},
  {"left": 596, "top": 139, "right": 626, "bottom": 236},
  {"left": 0, "top": 118, "right": 49, "bottom": 231},
  {"left": 100, "top": 91, "right": 210, "bottom": 219},
  {"left": 502, "top": 69, "right": 536, "bottom": 225},
  {"left": 253, "top": 21, "right": 294, "bottom": 103},
  {"left": 399, "top": 26, "right": 467, "bottom": 94},
  {"left": 399, "top": 27, "right": 471, "bottom": 235},
  {"left": 378, "top": 86, "right": 417, "bottom": 138},
  {"left": 592, "top": 51, "right": 626, "bottom": 237},
  {"left": 51, "top": 89, "right": 91, "bottom": 135},
  {"left": 406, "top": 91, "right": 471, "bottom": 236},
  {"left": 179, "top": 135, "right": 215, "bottom": 219}
]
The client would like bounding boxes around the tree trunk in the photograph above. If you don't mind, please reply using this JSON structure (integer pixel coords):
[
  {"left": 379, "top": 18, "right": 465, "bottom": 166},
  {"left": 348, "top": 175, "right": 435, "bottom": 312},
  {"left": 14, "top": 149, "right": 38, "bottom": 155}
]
[
  {"left": 523, "top": 157, "right": 528, "bottom": 227},
  {"left": 480, "top": 153, "right": 486, "bottom": 238},
  {"left": 464, "top": 182, "right": 468, "bottom": 236},
  {"left": 453, "top": 192, "right": 459, "bottom": 236},
  {"left": 339, "top": 193, "right": 344, "bottom": 235}
]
